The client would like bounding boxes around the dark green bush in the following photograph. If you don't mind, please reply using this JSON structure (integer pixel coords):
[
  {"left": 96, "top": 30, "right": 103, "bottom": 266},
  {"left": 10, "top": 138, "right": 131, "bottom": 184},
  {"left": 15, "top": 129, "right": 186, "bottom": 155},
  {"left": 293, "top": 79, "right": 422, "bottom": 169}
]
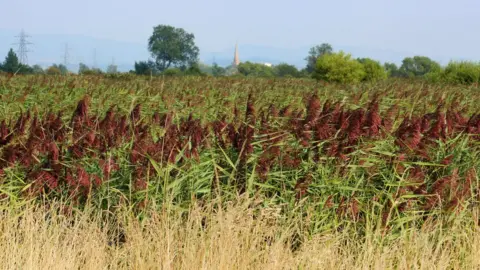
[{"left": 163, "top": 68, "right": 183, "bottom": 76}]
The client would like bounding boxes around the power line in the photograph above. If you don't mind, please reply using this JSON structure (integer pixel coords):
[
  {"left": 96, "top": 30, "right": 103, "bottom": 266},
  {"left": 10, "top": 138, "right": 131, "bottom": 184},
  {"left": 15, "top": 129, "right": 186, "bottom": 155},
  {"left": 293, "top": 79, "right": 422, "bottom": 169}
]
[
  {"left": 108, "top": 57, "right": 117, "bottom": 73},
  {"left": 63, "top": 43, "right": 71, "bottom": 66},
  {"left": 13, "top": 29, "right": 33, "bottom": 65}
]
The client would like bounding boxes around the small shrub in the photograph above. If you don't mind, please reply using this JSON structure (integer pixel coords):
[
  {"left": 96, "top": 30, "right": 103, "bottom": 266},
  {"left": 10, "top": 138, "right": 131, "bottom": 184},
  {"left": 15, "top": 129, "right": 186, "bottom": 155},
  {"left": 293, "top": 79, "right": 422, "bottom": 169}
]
[
  {"left": 163, "top": 68, "right": 183, "bottom": 76},
  {"left": 46, "top": 66, "right": 61, "bottom": 75},
  {"left": 358, "top": 58, "right": 387, "bottom": 82}
]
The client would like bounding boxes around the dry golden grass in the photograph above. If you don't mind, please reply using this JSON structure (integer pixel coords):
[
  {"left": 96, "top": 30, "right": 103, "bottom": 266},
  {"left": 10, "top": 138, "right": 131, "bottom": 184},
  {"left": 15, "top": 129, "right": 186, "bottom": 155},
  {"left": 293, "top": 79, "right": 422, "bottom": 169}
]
[{"left": 1, "top": 199, "right": 479, "bottom": 270}]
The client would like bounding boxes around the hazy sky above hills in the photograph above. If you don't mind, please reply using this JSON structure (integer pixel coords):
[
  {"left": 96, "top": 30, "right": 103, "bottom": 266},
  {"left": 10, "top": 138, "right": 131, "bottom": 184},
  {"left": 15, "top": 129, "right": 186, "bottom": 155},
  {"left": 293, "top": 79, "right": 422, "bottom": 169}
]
[{"left": 2, "top": 0, "right": 480, "bottom": 68}]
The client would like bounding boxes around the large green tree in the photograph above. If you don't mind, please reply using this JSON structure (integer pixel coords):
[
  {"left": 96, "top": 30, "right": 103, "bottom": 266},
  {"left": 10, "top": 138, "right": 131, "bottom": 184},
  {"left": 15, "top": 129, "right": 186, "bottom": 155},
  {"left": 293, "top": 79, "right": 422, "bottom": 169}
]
[
  {"left": 399, "top": 56, "right": 441, "bottom": 77},
  {"left": 0, "top": 49, "right": 34, "bottom": 74},
  {"left": 1, "top": 49, "right": 21, "bottom": 73},
  {"left": 148, "top": 25, "right": 200, "bottom": 72},
  {"left": 305, "top": 43, "right": 333, "bottom": 73}
]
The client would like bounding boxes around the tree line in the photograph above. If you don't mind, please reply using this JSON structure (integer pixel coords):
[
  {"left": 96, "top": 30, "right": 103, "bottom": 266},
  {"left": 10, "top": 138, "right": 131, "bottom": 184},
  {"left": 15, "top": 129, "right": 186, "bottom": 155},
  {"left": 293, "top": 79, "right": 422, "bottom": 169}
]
[
  {"left": 2, "top": 24, "right": 480, "bottom": 84},
  {"left": 129, "top": 25, "right": 480, "bottom": 84},
  {"left": 0, "top": 49, "right": 117, "bottom": 75}
]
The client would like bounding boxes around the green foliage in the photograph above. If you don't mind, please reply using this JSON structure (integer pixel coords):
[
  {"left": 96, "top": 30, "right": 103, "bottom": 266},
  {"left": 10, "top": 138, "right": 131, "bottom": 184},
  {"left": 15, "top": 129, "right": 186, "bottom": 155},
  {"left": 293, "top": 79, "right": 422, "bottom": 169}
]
[
  {"left": 148, "top": 25, "right": 200, "bottom": 72},
  {"left": 134, "top": 61, "right": 157, "bottom": 76},
  {"left": 358, "top": 58, "right": 387, "bottom": 82},
  {"left": 31, "top": 65, "right": 44, "bottom": 74},
  {"left": 212, "top": 63, "right": 226, "bottom": 77},
  {"left": 0, "top": 49, "right": 33, "bottom": 74},
  {"left": 85, "top": 69, "right": 103, "bottom": 75},
  {"left": 274, "top": 63, "right": 299, "bottom": 78},
  {"left": 314, "top": 51, "right": 365, "bottom": 83},
  {"left": 424, "top": 70, "right": 443, "bottom": 83},
  {"left": 162, "top": 68, "right": 183, "bottom": 76},
  {"left": 46, "top": 66, "right": 61, "bottom": 75},
  {"left": 78, "top": 63, "right": 90, "bottom": 74},
  {"left": 184, "top": 62, "right": 205, "bottom": 76},
  {"left": 399, "top": 56, "right": 441, "bottom": 78},
  {"left": 1, "top": 49, "right": 20, "bottom": 73},
  {"left": 384, "top": 62, "right": 400, "bottom": 77},
  {"left": 58, "top": 64, "right": 68, "bottom": 75},
  {"left": 298, "top": 68, "right": 311, "bottom": 78},
  {"left": 78, "top": 63, "right": 102, "bottom": 75},
  {"left": 238, "top": 62, "right": 275, "bottom": 77},
  {"left": 305, "top": 43, "right": 333, "bottom": 73},
  {"left": 196, "top": 62, "right": 213, "bottom": 75},
  {"left": 48, "top": 64, "right": 69, "bottom": 75},
  {"left": 441, "top": 61, "right": 480, "bottom": 85},
  {"left": 19, "top": 65, "right": 33, "bottom": 74},
  {"left": 224, "top": 66, "right": 242, "bottom": 76},
  {"left": 132, "top": 60, "right": 214, "bottom": 77},
  {"left": 104, "top": 72, "right": 137, "bottom": 80}
]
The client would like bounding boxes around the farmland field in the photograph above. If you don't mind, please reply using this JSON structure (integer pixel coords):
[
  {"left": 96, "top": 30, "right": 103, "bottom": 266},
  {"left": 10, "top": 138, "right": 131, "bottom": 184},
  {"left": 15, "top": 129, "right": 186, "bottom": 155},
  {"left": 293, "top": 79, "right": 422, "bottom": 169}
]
[{"left": 1, "top": 74, "right": 480, "bottom": 269}]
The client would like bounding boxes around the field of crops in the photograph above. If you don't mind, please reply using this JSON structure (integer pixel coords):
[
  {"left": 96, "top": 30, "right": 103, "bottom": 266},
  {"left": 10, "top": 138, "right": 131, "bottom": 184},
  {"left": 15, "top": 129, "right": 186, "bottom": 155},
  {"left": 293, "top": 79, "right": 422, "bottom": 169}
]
[{"left": 1, "top": 75, "right": 480, "bottom": 268}]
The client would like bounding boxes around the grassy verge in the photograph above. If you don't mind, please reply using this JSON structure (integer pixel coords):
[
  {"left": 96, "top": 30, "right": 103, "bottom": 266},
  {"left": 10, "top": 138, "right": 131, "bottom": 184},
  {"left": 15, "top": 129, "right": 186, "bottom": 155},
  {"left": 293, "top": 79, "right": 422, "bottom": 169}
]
[{"left": 1, "top": 197, "right": 479, "bottom": 269}]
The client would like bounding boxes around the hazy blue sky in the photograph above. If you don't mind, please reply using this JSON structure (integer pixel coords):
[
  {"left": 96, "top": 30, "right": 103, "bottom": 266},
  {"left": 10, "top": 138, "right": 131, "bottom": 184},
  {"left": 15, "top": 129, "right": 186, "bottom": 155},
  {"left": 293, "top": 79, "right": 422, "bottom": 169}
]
[{"left": 2, "top": 0, "right": 480, "bottom": 65}]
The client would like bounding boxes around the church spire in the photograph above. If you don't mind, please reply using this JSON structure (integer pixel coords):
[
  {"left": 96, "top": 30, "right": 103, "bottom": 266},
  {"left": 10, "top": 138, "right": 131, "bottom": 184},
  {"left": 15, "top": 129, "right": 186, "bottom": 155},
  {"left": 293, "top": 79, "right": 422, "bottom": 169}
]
[{"left": 233, "top": 42, "right": 240, "bottom": 67}]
